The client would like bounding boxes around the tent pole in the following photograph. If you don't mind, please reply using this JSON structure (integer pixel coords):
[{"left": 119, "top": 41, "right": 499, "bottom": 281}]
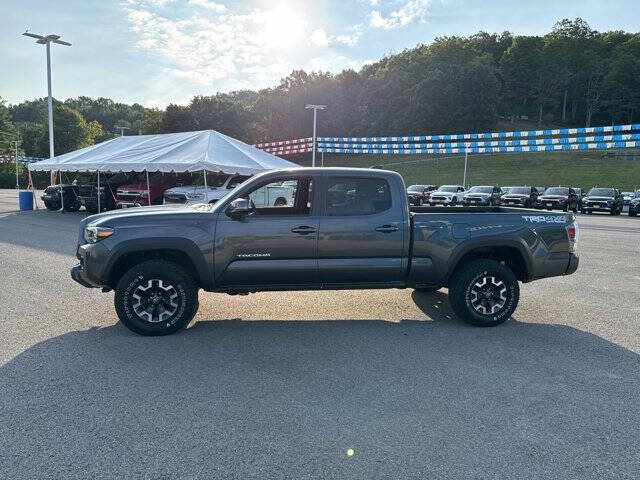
[
  {"left": 59, "top": 171, "right": 65, "bottom": 214},
  {"left": 97, "top": 170, "right": 100, "bottom": 214},
  {"left": 146, "top": 170, "right": 151, "bottom": 206},
  {"left": 203, "top": 169, "right": 208, "bottom": 203}
]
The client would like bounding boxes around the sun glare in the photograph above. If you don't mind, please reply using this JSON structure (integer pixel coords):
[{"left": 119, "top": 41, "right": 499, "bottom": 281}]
[{"left": 259, "top": 6, "right": 306, "bottom": 48}]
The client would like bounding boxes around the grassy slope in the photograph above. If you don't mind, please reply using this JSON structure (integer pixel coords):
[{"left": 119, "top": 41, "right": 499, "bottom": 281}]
[
  {"left": 293, "top": 150, "right": 640, "bottom": 191},
  {"left": 289, "top": 120, "right": 640, "bottom": 190}
]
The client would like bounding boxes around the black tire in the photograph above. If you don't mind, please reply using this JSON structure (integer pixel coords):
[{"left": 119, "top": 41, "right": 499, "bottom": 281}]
[
  {"left": 630, "top": 210, "right": 637, "bottom": 217},
  {"left": 449, "top": 259, "right": 519, "bottom": 327},
  {"left": 85, "top": 202, "right": 98, "bottom": 214},
  {"left": 274, "top": 197, "right": 287, "bottom": 206},
  {"left": 114, "top": 260, "right": 199, "bottom": 336},
  {"left": 44, "top": 200, "right": 60, "bottom": 211},
  {"left": 63, "top": 194, "right": 81, "bottom": 212}
]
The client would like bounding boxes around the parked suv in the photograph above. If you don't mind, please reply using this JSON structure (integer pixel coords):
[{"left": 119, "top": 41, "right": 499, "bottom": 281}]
[
  {"left": 627, "top": 190, "right": 640, "bottom": 217},
  {"left": 581, "top": 187, "right": 623, "bottom": 215},
  {"left": 537, "top": 187, "right": 579, "bottom": 212},
  {"left": 429, "top": 185, "right": 466, "bottom": 206},
  {"left": 463, "top": 186, "right": 502, "bottom": 206},
  {"left": 407, "top": 184, "right": 437, "bottom": 206},
  {"left": 500, "top": 186, "right": 540, "bottom": 208}
]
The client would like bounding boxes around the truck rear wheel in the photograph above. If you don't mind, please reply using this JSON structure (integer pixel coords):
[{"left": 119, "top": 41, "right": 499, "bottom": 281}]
[
  {"left": 44, "top": 200, "right": 60, "bottom": 211},
  {"left": 449, "top": 259, "right": 519, "bottom": 327},
  {"left": 114, "top": 260, "right": 199, "bottom": 336},
  {"left": 63, "top": 194, "right": 81, "bottom": 212}
]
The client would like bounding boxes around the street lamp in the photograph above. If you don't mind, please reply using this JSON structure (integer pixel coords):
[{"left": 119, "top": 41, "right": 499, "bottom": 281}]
[
  {"left": 116, "top": 125, "right": 130, "bottom": 136},
  {"left": 22, "top": 32, "right": 71, "bottom": 160},
  {"left": 305, "top": 104, "right": 325, "bottom": 167}
]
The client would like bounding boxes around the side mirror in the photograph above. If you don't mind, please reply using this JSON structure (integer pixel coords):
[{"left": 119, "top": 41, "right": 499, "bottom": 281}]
[{"left": 226, "top": 198, "right": 252, "bottom": 219}]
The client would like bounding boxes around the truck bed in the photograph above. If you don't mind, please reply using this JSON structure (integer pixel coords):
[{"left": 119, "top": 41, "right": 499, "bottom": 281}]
[{"left": 409, "top": 205, "right": 547, "bottom": 214}]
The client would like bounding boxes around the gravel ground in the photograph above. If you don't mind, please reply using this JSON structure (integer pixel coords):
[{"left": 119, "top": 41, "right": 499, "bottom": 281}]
[{"left": 1, "top": 189, "right": 639, "bottom": 479}]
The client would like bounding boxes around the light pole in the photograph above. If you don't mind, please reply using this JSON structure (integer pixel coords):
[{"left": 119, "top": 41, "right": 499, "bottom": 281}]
[
  {"left": 23, "top": 32, "right": 71, "bottom": 162},
  {"left": 24, "top": 32, "right": 71, "bottom": 211},
  {"left": 14, "top": 141, "right": 19, "bottom": 189},
  {"left": 305, "top": 104, "right": 325, "bottom": 167},
  {"left": 462, "top": 151, "right": 468, "bottom": 187},
  {"left": 116, "top": 125, "right": 130, "bottom": 136}
]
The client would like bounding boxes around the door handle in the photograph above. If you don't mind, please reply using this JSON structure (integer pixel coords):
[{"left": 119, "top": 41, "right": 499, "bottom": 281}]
[
  {"left": 375, "top": 225, "right": 398, "bottom": 233},
  {"left": 291, "top": 225, "right": 316, "bottom": 235}
]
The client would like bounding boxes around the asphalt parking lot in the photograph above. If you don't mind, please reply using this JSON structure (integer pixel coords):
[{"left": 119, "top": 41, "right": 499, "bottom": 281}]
[{"left": 1, "top": 189, "right": 639, "bottom": 479}]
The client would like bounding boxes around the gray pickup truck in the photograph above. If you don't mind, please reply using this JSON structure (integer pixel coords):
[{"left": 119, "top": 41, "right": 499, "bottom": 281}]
[{"left": 72, "top": 168, "right": 579, "bottom": 335}]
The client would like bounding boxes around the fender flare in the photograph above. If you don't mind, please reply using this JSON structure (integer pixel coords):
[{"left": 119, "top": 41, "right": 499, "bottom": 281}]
[
  {"left": 445, "top": 237, "right": 533, "bottom": 283},
  {"left": 104, "top": 237, "right": 211, "bottom": 289}
]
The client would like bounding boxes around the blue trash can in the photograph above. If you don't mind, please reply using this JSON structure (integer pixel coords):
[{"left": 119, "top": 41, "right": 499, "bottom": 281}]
[{"left": 19, "top": 190, "right": 33, "bottom": 211}]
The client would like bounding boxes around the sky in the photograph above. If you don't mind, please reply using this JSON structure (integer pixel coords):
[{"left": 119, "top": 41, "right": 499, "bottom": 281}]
[{"left": 1, "top": 0, "right": 639, "bottom": 108}]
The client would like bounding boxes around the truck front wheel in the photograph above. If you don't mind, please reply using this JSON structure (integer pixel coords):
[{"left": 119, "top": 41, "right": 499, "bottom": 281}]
[
  {"left": 449, "top": 259, "right": 519, "bottom": 327},
  {"left": 114, "top": 260, "right": 199, "bottom": 336}
]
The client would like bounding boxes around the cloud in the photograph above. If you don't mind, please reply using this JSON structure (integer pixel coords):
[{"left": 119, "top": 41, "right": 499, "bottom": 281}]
[
  {"left": 187, "top": 0, "right": 226, "bottom": 12},
  {"left": 310, "top": 25, "right": 362, "bottom": 47},
  {"left": 311, "top": 28, "right": 330, "bottom": 47},
  {"left": 125, "top": 3, "right": 307, "bottom": 88},
  {"left": 369, "top": 0, "right": 430, "bottom": 29}
]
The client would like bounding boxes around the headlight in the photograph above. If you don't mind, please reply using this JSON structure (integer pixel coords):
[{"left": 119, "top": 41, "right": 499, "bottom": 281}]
[{"left": 84, "top": 226, "right": 114, "bottom": 244}]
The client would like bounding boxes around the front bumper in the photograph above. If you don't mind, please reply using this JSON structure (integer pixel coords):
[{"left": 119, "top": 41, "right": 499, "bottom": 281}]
[
  {"left": 583, "top": 203, "right": 613, "bottom": 211},
  {"left": 71, "top": 264, "right": 97, "bottom": 288},
  {"left": 70, "top": 243, "right": 110, "bottom": 288},
  {"left": 463, "top": 197, "right": 490, "bottom": 206},
  {"left": 538, "top": 199, "right": 567, "bottom": 210},
  {"left": 430, "top": 197, "right": 453, "bottom": 205},
  {"left": 502, "top": 198, "right": 527, "bottom": 207}
]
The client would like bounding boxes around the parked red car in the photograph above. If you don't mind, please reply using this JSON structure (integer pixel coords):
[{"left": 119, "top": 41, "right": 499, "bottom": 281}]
[{"left": 116, "top": 176, "right": 178, "bottom": 208}]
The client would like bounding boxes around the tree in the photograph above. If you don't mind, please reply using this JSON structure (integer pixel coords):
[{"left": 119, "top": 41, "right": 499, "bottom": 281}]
[
  {"left": 0, "top": 98, "right": 16, "bottom": 154},
  {"left": 29, "top": 104, "right": 102, "bottom": 156}
]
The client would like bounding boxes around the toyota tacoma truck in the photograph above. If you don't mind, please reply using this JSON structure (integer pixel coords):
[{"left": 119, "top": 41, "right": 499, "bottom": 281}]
[{"left": 71, "top": 168, "right": 579, "bottom": 336}]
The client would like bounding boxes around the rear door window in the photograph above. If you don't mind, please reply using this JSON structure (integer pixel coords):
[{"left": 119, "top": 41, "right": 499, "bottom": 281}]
[{"left": 326, "top": 177, "right": 392, "bottom": 216}]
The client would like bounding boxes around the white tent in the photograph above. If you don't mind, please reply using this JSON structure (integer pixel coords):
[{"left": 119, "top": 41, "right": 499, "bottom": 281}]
[{"left": 28, "top": 130, "right": 297, "bottom": 174}]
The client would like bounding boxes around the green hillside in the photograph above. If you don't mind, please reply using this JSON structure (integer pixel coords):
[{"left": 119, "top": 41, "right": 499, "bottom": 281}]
[{"left": 301, "top": 150, "right": 640, "bottom": 191}]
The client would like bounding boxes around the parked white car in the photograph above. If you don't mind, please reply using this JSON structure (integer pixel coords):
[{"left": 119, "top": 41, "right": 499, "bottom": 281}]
[
  {"left": 163, "top": 174, "right": 249, "bottom": 206},
  {"left": 249, "top": 180, "right": 297, "bottom": 207},
  {"left": 429, "top": 185, "right": 467, "bottom": 206}
]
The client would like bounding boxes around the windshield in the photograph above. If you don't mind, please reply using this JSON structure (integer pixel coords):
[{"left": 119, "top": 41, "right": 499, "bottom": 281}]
[
  {"left": 407, "top": 185, "right": 425, "bottom": 192},
  {"left": 588, "top": 188, "right": 615, "bottom": 197},
  {"left": 467, "top": 186, "right": 492, "bottom": 193},
  {"left": 507, "top": 187, "right": 531, "bottom": 195},
  {"left": 437, "top": 186, "right": 459, "bottom": 193},
  {"left": 545, "top": 187, "right": 569, "bottom": 196}
]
